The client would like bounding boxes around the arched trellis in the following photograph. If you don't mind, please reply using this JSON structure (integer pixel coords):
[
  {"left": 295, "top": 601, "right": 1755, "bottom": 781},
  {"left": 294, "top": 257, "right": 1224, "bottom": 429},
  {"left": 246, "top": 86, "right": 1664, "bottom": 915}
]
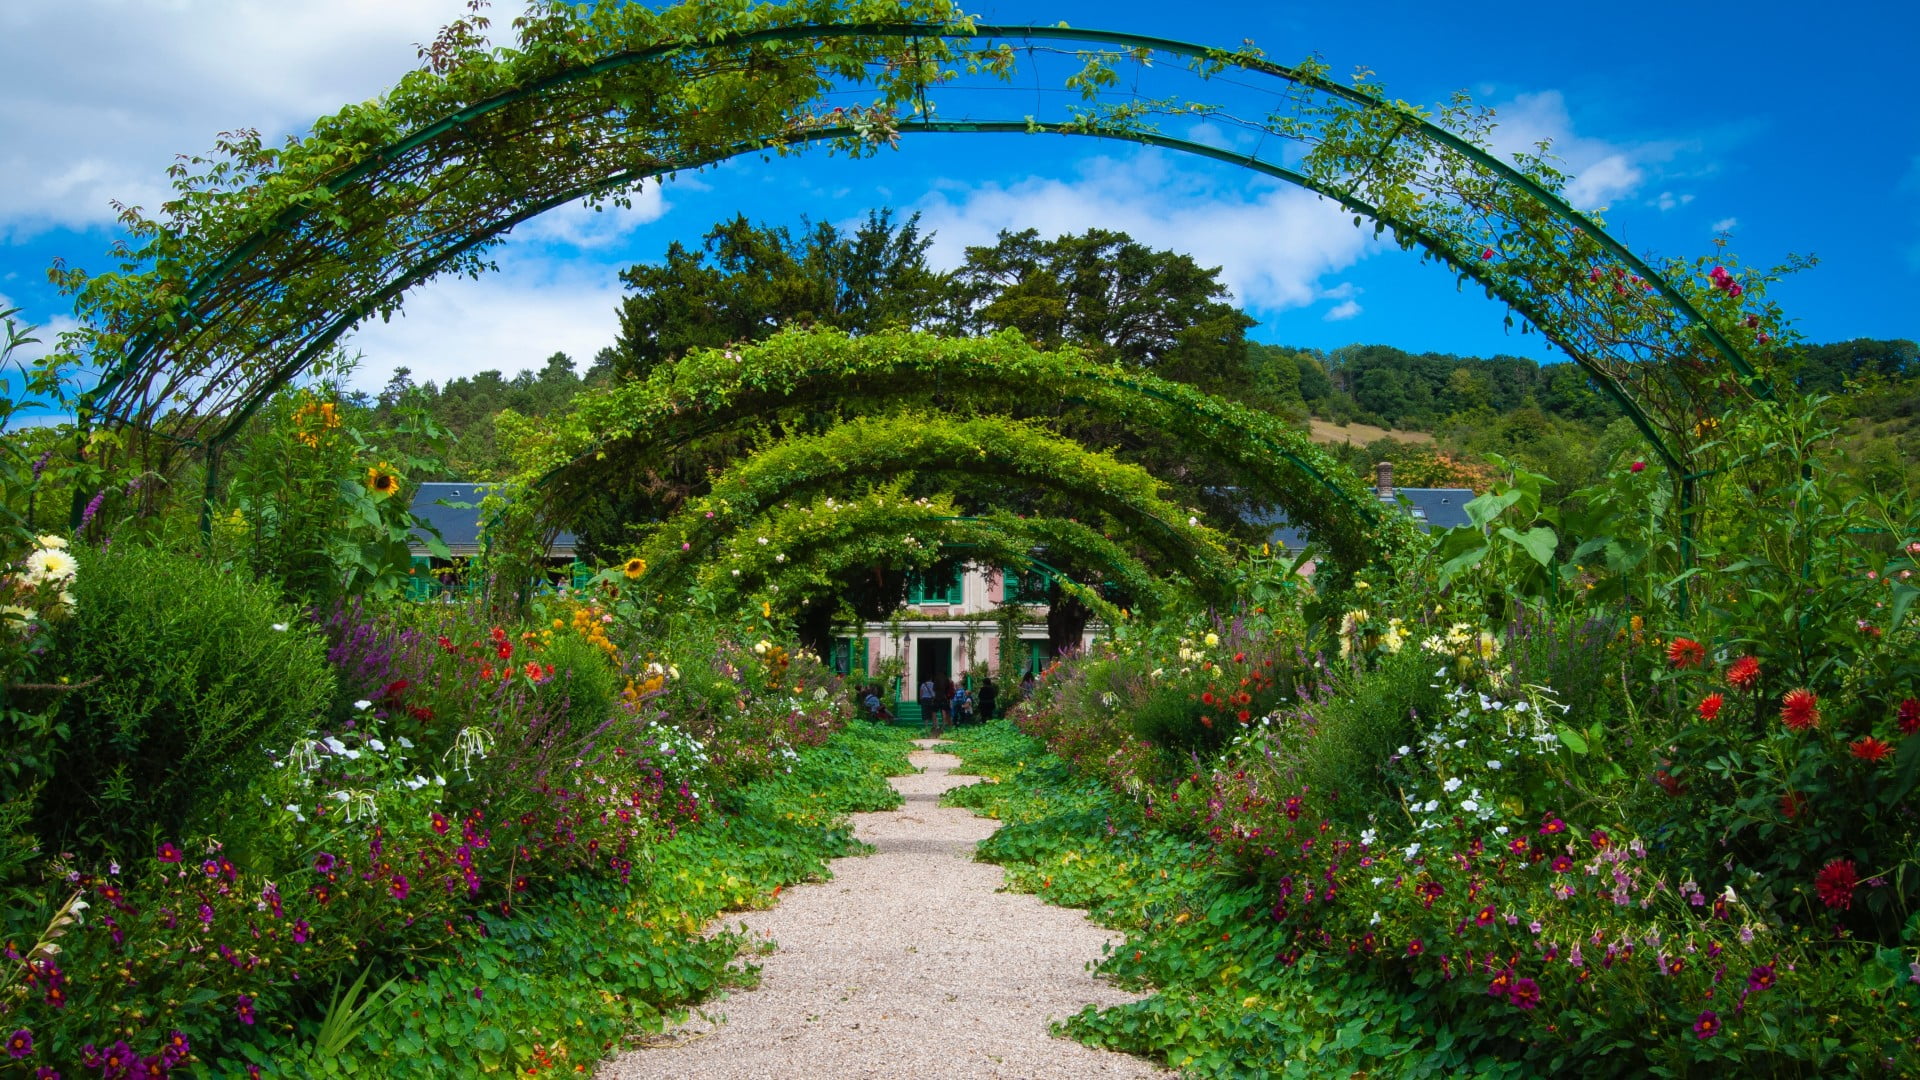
[
  {"left": 535, "top": 328, "right": 1406, "bottom": 566},
  {"left": 63, "top": 0, "right": 1771, "bottom": 552},
  {"left": 627, "top": 411, "right": 1235, "bottom": 597},
  {"left": 665, "top": 490, "right": 1183, "bottom": 618}
]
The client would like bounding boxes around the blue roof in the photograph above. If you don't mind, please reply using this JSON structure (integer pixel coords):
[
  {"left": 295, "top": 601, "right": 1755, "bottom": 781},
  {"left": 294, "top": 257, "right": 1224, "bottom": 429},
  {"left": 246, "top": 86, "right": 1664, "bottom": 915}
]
[
  {"left": 1248, "top": 487, "right": 1477, "bottom": 551},
  {"left": 408, "top": 482, "right": 578, "bottom": 558}
]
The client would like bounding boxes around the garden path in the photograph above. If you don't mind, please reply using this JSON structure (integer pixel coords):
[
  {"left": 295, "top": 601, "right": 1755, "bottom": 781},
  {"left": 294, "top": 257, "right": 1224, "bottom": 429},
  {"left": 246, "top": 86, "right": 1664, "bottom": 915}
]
[{"left": 598, "top": 739, "right": 1166, "bottom": 1079}]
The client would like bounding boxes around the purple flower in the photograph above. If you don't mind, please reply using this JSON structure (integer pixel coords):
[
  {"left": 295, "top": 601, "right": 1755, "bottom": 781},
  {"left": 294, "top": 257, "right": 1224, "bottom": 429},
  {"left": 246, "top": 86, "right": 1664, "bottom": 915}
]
[
  {"left": 78, "top": 491, "right": 106, "bottom": 531},
  {"left": 235, "top": 994, "right": 256, "bottom": 1026},
  {"left": 1693, "top": 1010, "right": 1721, "bottom": 1039},
  {"left": 472, "top": 987, "right": 484, "bottom": 1000},
  {"left": 30, "top": 450, "right": 52, "bottom": 480},
  {"left": 197, "top": 903, "right": 214, "bottom": 927},
  {"left": 201, "top": 859, "right": 221, "bottom": 879},
  {"left": 291, "top": 919, "right": 311, "bottom": 944},
  {"left": 390, "top": 874, "right": 410, "bottom": 901},
  {"left": 34, "top": 1066, "right": 59, "bottom": 1079},
  {"left": 161, "top": 1030, "right": 189, "bottom": 1066},
  {"left": 7, "top": 1028, "right": 32, "bottom": 1059},
  {"left": 1747, "top": 964, "right": 1776, "bottom": 993},
  {"left": 156, "top": 842, "right": 183, "bottom": 863},
  {"left": 313, "top": 852, "right": 337, "bottom": 875}
]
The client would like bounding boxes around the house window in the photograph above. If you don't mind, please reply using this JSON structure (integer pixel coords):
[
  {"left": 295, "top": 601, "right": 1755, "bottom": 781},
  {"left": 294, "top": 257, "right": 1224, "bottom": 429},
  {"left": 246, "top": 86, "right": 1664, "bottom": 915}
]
[
  {"left": 1001, "top": 565, "right": 1050, "bottom": 604},
  {"left": 908, "top": 562, "right": 963, "bottom": 605}
]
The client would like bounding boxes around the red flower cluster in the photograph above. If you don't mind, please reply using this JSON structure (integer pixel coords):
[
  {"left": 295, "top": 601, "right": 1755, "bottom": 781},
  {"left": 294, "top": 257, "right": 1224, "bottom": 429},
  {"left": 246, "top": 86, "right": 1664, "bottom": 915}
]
[
  {"left": 1725, "top": 655, "right": 1761, "bottom": 690},
  {"left": 1708, "top": 264, "right": 1744, "bottom": 298}
]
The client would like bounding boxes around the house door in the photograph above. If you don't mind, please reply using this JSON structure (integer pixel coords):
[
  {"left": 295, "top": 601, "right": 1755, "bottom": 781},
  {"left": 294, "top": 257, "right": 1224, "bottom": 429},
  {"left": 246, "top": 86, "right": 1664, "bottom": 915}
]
[{"left": 916, "top": 637, "right": 952, "bottom": 695}]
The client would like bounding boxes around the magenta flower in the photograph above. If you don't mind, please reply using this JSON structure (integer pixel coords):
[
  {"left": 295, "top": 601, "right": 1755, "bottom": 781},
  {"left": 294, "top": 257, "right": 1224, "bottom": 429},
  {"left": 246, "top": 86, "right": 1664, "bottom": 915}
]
[
  {"left": 1747, "top": 964, "right": 1776, "bottom": 992},
  {"left": 235, "top": 994, "right": 256, "bottom": 1026},
  {"left": 1693, "top": 1010, "right": 1720, "bottom": 1039},
  {"left": 156, "top": 842, "right": 183, "bottom": 863},
  {"left": 390, "top": 875, "right": 410, "bottom": 901},
  {"left": 7, "top": 1028, "right": 31, "bottom": 1059},
  {"left": 1509, "top": 977, "right": 1541, "bottom": 1010},
  {"left": 313, "top": 852, "right": 337, "bottom": 875},
  {"left": 292, "top": 919, "right": 311, "bottom": 944},
  {"left": 201, "top": 860, "right": 221, "bottom": 878}
]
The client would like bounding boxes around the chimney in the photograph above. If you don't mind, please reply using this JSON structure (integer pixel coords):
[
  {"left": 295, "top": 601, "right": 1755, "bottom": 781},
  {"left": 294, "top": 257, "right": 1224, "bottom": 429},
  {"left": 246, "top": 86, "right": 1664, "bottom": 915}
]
[{"left": 1375, "top": 460, "right": 1394, "bottom": 500}]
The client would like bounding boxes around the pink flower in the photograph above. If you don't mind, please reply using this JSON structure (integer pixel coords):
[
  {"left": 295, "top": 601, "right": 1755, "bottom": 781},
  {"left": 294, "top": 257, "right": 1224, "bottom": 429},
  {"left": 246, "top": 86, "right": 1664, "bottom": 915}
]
[{"left": 1629, "top": 460, "right": 1645, "bottom": 473}]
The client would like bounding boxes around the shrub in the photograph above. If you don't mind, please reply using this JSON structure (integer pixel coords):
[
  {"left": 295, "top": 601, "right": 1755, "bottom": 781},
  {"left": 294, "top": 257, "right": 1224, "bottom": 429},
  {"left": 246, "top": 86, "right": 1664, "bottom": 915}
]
[{"left": 40, "top": 544, "right": 334, "bottom": 852}]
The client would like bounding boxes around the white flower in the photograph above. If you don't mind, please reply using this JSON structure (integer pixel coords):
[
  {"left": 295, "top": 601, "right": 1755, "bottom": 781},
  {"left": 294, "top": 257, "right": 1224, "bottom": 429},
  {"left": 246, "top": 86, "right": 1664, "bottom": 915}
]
[
  {"left": 1369, "top": 911, "right": 1381, "bottom": 925},
  {"left": 1188, "top": 516, "right": 1198, "bottom": 527},
  {"left": 353, "top": 699, "right": 373, "bottom": 711},
  {"left": 397, "top": 736, "right": 415, "bottom": 748},
  {"left": 23, "top": 547, "right": 77, "bottom": 584},
  {"left": 271, "top": 622, "right": 289, "bottom": 632},
  {"left": 1494, "top": 825, "right": 1510, "bottom": 835},
  {"left": 404, "top": 776, "right": 429, "bottom": 790},
  {"left": 756, "top": 536, "right": 769, "bottom": 545},
  {"left": 1461, "top": 799, "right": 1479, "bottom": 812},
  {"left": 329, "top": 790, "right": 351, "bottom": 802},
  {"left": 1360, "top": 828, "right": 1377, "bottom": 845},
  {"left": 34, "top": 534, "right": 67, "bottom": 550},
  {"left": 1405, "top": 843, "right": 1422, "bottom": 857},
  {"left": 1443, "top": 777, "right": 1463, "bottom": 793},
  {"left": 1486, "top": 759, "right": 1503, "bottom": 770},
  {"left": 69, "top": 898, "right": 89, "bottom": 924},
  {"left": 731, "top": 569, "right": 741, "bottom": 577},
  {"left": 1421, "top": 800, "right": 1439, "bottom": 813},
  {"left": 322, "top": 736, "right": 350, "bottom": 754},
  {"left": 285, "top": 803, "right": 303, "bottom": 813},
  {"left": 366, "top": 738, "right": 386, "bottom": 752},
  {"left": 1397, "top": 745, "right": 1412, "bottom": 756}
]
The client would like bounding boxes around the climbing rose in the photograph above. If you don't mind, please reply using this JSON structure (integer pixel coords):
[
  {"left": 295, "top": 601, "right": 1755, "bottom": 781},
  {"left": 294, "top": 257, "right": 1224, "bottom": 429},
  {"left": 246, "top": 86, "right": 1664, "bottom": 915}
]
[
  {"left": 1725, "top": 655, "right": 1761, "bottom": 690},
  {"left": 1629, "top": 460, "right": 1645, "bottom": 473},
  {"left": 1898, "top": 698, "right": 1920, "bottom": 735},
  {"left": 1779, "top": 688, "right": 1819, "bottom": 731},
  {"left": 1667, "top": 638, "right": 1706, "bottom": 669},
  {"left": 1849, "top": 736, "right": 1893, "bottom": 763},
  {"left": 1814, "top": 859, "right": 1857, "bottom": 909},
  {"left": 1697, "top": 693, "right": 1724, "bottom": 721}
]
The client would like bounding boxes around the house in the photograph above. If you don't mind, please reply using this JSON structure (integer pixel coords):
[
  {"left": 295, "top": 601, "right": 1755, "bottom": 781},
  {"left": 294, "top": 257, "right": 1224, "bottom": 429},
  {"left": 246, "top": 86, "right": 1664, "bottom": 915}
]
[
  {"left": 1254, "top": 462, "right": 1475, "bottom": 552},
  {"left": 405, "top": 482, "right": 585, "bottom": 600}
]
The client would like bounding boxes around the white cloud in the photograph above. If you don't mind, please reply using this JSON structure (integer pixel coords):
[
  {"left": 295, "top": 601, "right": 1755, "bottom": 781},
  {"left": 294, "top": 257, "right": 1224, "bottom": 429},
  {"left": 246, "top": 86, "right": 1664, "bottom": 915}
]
[
  {"left": 913, "top": 151, "right": 1375, "bottom": 315},
  {"left": 514, "top": 186, "right": 670, "bottom": 249},
  {"left": 1653, "top": 191, "right": 1694, "bottom": 211},
  {"left": 0, "top": 0, "right": 529, "bottom": 235},
  {"left": 1323, "top": 300, "right": 1363, "bottom": 321},
  {"left": 340, "top": 256, "right": 623, "bottom": 392},
  {"left": 1710, "top": 217, "right": 1738, "bottom": 233},
  {"left": 1483, "top": 90, "right": 1678, "bottom": 211}
]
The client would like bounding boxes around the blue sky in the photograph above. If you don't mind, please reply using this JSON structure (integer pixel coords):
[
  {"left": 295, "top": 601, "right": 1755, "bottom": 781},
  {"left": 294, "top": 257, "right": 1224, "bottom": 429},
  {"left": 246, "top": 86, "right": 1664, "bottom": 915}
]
[{"left": 0, "top": 0, "right": 1913, "bottom": 396}]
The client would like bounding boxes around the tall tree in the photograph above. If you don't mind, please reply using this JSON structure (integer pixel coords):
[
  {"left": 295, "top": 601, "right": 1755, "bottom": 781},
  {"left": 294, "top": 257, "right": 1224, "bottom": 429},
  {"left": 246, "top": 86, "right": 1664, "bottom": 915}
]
[{"left": 611, "top": 209, "right": 945, "bottom": 380}]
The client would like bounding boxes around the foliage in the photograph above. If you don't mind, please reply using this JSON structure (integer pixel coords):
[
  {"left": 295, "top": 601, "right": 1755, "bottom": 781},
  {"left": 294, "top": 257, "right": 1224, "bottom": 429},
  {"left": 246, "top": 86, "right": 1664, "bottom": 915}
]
[{"left": 35, "top": 544, "right": 334, "bottom": 854}]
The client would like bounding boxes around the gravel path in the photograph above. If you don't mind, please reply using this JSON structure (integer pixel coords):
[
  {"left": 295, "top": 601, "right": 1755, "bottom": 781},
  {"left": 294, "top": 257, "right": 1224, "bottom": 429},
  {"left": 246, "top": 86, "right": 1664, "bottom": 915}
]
[{"left": 599, "top": 739, "right": 1168, "bottom": 1079}]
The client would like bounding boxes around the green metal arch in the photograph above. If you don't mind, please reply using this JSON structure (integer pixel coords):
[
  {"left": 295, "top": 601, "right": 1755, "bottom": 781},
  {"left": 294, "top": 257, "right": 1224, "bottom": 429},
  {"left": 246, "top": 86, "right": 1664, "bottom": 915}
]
[{"left": 89, "top": 18, "right": 1750, "bottom": 481}]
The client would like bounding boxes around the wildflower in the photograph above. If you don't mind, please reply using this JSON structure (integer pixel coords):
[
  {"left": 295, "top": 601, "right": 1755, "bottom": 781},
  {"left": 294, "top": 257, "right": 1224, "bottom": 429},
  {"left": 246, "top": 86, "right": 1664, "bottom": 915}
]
[
  {"left": 431, "top": 812, "right": 450, "bottom": 835},
  {"left": 1693, "top": 1010, "right": 1721, "bottom": 1039},
  {"left": 623, "top": 557, "right": 647, "bottom": 579},
  {"left": 1849, "top": 736, "right": 1893, "bottom": 763},
  {"left": 1747, "top": 964, "right": 1775, "bottom": 992},
  {"left": 1204, "top": 632, "right": 1220, "bottom": 647},
  {"left": 1539, "top": 817, "right": 1567, "bottom": 837},
  {"left": 1551, "top": 856, "right": 1573, "bottom": 873},
  {"left": 1697, "top": 693, "right": 1723, "bottom": 721},
  {"left": 1813, "top": 858, "right": 1857, "bottom": 910},
  {"left": 1779, "top": 688, "right": 1819, "bottom": 731},
  {"left": 157, "top": 841, "right": 183, "bottom": 863},
  {"left": 1897, "top": 699, "right": 1920, "bottom": 736},
  {"left": 1666, "top": 637, "right": 1706, "bottom": 669},
  {"left": 390, "top": 875, "right": 410, "bottom": 901},
  {"left": 313, "top": 852, "right": 337, "bottom": 874},
  {"left": 6, "top": 1029, "right": 30, "bottom": 1059},
  {"left": 1725, "top": 655, "right": 1760, "bottom": 690},
  {"left": 34, "top": 534, "right": 66, "bottom": 550},
  {"left": 292, "top": 919, "right": 311, "bottom": 943},
  {"left": 23, "top": 548, "right": 77, "bottom": 586},
  {"left": 1406, "top": 938, "right": 1425, "bottom": 956},
  {"left": 1509, "top": 977, "right": 1541, "bottom": 1010},
  {"left": 366, "top": 464, "right": 400, "bottom": 499},
  {"left": 1486, "top": 969, "right": 1514, "bottom": 998}
]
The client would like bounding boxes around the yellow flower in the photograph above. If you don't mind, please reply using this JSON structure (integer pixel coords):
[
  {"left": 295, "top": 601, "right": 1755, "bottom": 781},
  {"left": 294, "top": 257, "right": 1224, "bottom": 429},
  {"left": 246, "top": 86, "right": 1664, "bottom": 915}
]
[
  {"left": 622, "top": 557, "right": 647, "bottom": 580},
  {"left": 366, "top": 464, "right": 400, "bottom": 499}
]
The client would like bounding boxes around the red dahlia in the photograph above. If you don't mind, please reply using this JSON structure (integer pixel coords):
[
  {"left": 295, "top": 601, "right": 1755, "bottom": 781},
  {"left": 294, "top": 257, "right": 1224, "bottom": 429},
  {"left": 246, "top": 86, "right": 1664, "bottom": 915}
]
[
  {"left": 1898, "top": 698, "right": 1920, "bottom": 736},
  {"left": 1813, "top": 858, "right": 1857, "bottom": 910},
  {"left": 1725, "top": 655, "right": 1761, "bottom": 690},
  {"left": 1849, "top": 735, "right": 1893, "bottom": 762},
  {"left": 1779, "top": 688, "right": 1819, "bottom": 731},
  {"left": 1697, "top": 693, "right": 1724, "bottom": 721},
  {"left": 1667, "top": 637, "right": 1707, "bottom": 669}
]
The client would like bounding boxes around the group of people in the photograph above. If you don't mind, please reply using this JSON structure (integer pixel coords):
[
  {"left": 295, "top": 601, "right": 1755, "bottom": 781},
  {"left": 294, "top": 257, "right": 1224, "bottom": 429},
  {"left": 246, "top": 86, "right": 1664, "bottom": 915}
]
[
  {"left": 859, "top": 671, "right": 1041, "bottom": 734},
  {"left": 916, "top": 675, "right": 997, "bottom": 735}
]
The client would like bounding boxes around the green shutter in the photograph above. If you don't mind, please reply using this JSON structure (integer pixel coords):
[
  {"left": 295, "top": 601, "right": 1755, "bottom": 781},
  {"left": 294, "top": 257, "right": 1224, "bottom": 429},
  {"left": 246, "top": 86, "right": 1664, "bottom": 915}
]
[
  {"left": 856, "top": 636, "right": 869, "bottom": 676},
  {"left": 946, "top": 568, "right": 964, "bottom": 605}
]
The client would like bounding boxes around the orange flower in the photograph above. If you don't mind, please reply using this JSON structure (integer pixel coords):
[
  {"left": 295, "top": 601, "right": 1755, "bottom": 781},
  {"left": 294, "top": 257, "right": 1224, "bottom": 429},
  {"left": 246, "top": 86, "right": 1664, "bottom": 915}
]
[
  {"left": 1848, "top": 735, "right": 1893, "bottom": 763},
  {"left": 1666, "top": 637, "right": 1706, "bottom": 669},
  {"left": 1697, "top": 693, "right": 1723, "bottom": 721},
  {"left": 1725, "top": 655, "right": 1760, "bottom": 690},
  {"left": 1779, "top": 688, "right": 1819, "bottom": 731}
]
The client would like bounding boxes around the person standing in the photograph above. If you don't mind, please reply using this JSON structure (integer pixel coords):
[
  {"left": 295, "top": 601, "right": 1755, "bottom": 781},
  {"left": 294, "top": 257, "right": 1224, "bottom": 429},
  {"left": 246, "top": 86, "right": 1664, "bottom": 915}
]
[
  {"left": 978, "top": 677, "right": 998, "bottom": 722},
  {"left": 918, "top": 674, "right": 937, "bottom": 733}
]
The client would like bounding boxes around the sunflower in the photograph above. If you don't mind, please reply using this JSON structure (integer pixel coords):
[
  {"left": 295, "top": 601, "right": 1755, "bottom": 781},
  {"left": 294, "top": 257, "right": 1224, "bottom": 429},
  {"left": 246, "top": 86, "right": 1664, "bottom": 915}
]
[
  {"left": 622, "top": 557, "right": 647, "bottom": 580},
  {"left": 366, "top": 464, "right": 400, "bottom": 499}
]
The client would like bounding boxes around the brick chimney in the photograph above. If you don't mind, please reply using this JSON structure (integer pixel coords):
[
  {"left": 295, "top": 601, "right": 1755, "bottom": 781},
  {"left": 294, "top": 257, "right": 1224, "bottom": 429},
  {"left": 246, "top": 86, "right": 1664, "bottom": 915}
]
[{"left": 1375, "top": 459, "right": 1394, "bottom": 500}]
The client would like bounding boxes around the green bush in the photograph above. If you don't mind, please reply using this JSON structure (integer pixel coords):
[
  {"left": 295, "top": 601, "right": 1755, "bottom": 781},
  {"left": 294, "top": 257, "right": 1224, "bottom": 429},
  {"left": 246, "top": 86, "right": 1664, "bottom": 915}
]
[
  {"left": 40, "top": 544, "right": 334, "bottom": 853},
  {"left": 1296, "top": 646, "right": 1437, "bottom": 804},
  {"left": 534, "top": 629, "right": 619, "bottom": 724}
]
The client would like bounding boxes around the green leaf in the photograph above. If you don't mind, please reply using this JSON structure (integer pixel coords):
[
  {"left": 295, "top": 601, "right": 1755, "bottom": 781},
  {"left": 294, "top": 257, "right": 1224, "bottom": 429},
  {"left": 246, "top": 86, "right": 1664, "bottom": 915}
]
[
  {"left": 1554, "top": 724, "right": 1589, "bottom": 755},
  {"left": 1497, "top": 526, "right": 1558, "bottom": 567}
]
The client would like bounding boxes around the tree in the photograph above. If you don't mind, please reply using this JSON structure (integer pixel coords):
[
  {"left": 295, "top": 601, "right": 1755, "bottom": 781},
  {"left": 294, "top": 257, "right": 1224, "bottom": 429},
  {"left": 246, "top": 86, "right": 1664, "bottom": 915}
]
[
  {"left": 611, "top": 209, "right": 944, "bottom": 380},
  {"left": 947, "top": 227, "right": 1255, "bottom": 386}
]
